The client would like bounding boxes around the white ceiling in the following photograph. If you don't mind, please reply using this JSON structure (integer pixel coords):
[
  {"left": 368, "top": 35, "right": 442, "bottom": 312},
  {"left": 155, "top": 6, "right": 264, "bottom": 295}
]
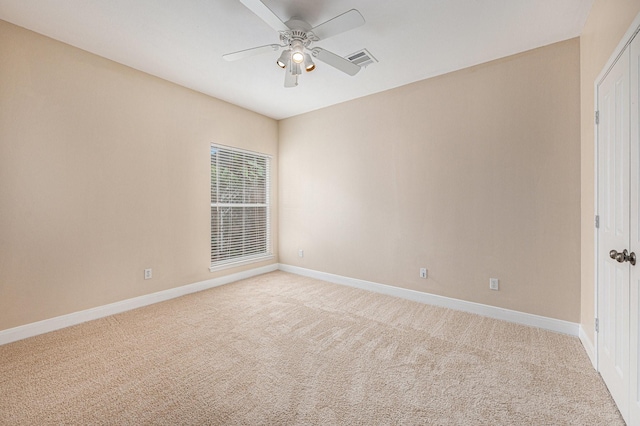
[{"left": 0, "top": 0, "right": 593, "bottom": 120}]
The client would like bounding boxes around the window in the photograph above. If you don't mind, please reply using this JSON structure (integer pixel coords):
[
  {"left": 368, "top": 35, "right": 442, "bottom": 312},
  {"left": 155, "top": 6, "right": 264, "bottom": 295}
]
[{"left": 210, "top": 144, "right": 271, "bottom": 270}]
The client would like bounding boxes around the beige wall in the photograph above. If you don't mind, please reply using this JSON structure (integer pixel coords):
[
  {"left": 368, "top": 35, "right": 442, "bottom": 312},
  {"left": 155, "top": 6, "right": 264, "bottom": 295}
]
[
  {"left": 5, "top": 5, "right": 623, "bottom": 333},
  {"left": 0, "top": 20, "right": 278, "bottom": 331},
  {"left": 279, "top": 39, "right": 581, "bottom": 322},
  {"left": 580, "top": 0, "right": 640, "bottom": 345}
]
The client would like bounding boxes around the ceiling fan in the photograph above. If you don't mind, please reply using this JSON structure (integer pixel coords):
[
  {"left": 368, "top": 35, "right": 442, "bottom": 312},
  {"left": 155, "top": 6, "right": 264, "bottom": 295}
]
[{"left": 223, "top": 0, "right": 366, "bottom": 87}]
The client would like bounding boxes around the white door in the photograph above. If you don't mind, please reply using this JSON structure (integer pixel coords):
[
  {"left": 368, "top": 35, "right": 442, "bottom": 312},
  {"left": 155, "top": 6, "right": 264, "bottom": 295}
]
[
  {"left": 629, "top": 33, "right": 640, "bottom": 424},
  {"left": 597, "top": 33, "right": 640, "bottom": 424},
  {"left": 598, "top": 44, "right": 630, "bottom": 421}
]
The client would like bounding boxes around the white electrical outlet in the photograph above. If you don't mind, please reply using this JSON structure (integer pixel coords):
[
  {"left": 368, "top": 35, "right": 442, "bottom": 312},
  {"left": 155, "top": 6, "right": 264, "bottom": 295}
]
[
  {"left": 298, "top": 249, "right": 304, "bottom": 258},
  {"left": 144, "top": 268, "right": 152, "bottom": 280},
  {"left": 490, "top": 278, "right": 499, "bottom": 290},
  {"left": 420, "top": 268, "right": 427, "bottom": 279}
]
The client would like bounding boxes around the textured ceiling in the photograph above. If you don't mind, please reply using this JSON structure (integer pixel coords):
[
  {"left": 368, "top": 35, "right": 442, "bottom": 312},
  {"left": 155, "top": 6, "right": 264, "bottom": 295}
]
[{"left": 0, "top": 0, "right": 593, "bottom": 119}]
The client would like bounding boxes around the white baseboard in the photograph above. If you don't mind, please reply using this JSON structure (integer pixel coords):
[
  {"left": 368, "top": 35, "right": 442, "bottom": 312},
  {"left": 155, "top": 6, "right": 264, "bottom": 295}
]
[
  {"left": 1, "top": 263, "right": 580, "bottom": 346},
  {"left": 0, "top": 264, "right": 278, "bottom": 346},
  {"left": 579, "top": 325, "right": 597, "bottom": 368},
  {"left": 279, "top": 264, "right": 580, "bottom": 337}
]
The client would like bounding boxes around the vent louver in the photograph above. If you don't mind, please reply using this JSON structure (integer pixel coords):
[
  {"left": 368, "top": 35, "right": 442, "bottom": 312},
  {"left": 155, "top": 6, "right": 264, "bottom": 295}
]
[{"left": 345, "top": 49, "right": 377, "bottom": 68}]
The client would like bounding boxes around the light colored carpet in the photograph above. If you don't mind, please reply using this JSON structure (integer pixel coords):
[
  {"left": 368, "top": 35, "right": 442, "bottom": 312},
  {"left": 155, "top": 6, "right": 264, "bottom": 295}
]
[{"left": 0, "top": 271, "right": 623, "bottom": 425}]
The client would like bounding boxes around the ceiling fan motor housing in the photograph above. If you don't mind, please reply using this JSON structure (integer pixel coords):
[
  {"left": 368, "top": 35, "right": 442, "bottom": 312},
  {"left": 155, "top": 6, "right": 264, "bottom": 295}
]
[{"left": 280, "top": 19, "right": 318, "bottom": 52}]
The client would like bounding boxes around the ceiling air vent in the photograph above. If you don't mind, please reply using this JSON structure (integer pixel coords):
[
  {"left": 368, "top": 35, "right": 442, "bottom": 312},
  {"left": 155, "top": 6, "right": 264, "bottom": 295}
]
[{"left": 345, "top": 49, "right": 377, "bottom": 68}]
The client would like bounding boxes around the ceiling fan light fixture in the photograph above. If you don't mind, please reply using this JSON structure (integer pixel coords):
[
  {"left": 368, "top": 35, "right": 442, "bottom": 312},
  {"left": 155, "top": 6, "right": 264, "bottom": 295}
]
[
  {"left": 291, "top": 50, "right": 304, "bottom": 64},
  {"left": 304, "top": 53, "right": 315, "bottom": 72},
  {"left": 290, "top": 40, "right": 305, "bottom": 64},
  {"left": 276, "top": 50, "right": 290, "bottom": 68}
]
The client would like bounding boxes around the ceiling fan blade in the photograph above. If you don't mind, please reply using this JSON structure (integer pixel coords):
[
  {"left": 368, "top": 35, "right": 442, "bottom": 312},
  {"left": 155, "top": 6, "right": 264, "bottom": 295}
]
[
  {"left": 223, "top": 44, "right": 281, "bottom": 61},
  {"left": 311, "top": 9, "right": 365, "bottom": 40},
  {"left": 239, "top": 0, "right": 289, "bottom": 32},
  {"left": 284, "top": 61, "right": 298, "bottom": 87},
  {"left": 312, "top": 48, "right": 361, "bottom": 76},
  {"left": 284, "top": 71, "right": 298, "bottom": 88}
]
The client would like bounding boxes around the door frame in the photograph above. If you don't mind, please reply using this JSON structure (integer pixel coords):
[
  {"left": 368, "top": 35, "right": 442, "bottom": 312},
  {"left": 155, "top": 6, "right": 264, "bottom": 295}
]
[{"left": 594, "top": 12, "right": 640, "bottom": 371}]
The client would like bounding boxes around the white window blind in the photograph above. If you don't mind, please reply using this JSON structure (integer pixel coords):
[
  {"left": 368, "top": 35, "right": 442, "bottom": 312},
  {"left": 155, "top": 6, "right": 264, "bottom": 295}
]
[{"left": 210, "top": 144, "right": 271, "bottom": 269}]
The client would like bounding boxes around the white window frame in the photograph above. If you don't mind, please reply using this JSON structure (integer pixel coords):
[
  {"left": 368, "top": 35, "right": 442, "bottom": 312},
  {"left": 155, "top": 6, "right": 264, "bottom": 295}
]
[{"left": 209, "top": 144, "right": 273, "bottom": 272}]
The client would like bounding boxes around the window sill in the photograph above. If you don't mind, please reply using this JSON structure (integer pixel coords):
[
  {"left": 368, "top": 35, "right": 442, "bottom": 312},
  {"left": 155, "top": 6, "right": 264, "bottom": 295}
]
[{"left": 209, "top": 254, "right": 275, "bottom": 273}]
